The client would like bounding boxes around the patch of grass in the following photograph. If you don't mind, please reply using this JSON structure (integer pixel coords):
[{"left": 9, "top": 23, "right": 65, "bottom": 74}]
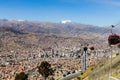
[{"left": 112, "top": 72, "right": 118, "bottom": 77}]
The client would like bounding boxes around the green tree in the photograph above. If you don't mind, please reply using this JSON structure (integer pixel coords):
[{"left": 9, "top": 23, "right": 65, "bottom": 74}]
[
  {"left": 15, "top": 72, "right": 28, "bottom": 80},
  {"left": 38, "top": 61, "right": 55, "bottom": 80}
]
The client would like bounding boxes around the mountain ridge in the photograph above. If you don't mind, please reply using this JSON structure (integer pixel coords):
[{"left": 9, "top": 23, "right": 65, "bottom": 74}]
[{"left": 0, "top": 19, "right": 110, "bottom": 37}]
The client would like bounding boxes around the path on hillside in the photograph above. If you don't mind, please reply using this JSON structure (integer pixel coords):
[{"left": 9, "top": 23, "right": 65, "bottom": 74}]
[
  {"left": 109, "top": 76, "right": 119, "bottom": 80},
  {"left": 60, "top": 70, "right": 81, "bottom": 80}
]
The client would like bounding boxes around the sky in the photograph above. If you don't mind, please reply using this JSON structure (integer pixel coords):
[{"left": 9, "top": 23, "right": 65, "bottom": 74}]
[{"left": 0, "top": 0, "right": 120, "bottom": 26}]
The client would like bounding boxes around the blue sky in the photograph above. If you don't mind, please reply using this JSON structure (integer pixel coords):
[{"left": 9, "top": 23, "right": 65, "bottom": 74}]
[{"left": 0, "top": 0, "right": 120, "bottom": 26}]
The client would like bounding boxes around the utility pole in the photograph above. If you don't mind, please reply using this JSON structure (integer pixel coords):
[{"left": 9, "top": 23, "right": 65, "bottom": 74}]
[
  {"left": 82, "top": 47, "right": 88, "bottom": 71},
  {"left": 109, "top": 46, "right": 112, "bottom": 79}
]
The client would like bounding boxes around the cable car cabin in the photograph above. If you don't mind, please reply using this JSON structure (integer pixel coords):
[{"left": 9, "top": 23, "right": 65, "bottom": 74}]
[
  {"left": 108, "top": 34, "right": 120, "bottom": 45},
  {"left": 83, "top": 47, "right": 88, "bottom": 52},
  {"left": 90, "top": 46, "right": 94, "bottom": 50}
]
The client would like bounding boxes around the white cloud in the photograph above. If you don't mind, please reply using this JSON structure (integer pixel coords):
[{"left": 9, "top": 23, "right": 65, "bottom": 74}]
[
  {"left": 16, "top": 19, "right": 25, "bottom": 22},
  {"left": 61, "top": 20, "right": 71, "bottom": 24}
]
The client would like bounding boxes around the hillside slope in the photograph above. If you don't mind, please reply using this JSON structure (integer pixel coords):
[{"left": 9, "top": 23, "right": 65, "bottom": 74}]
[{"left": 86, "top": 55, "right": 120, "bottom": 80}]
